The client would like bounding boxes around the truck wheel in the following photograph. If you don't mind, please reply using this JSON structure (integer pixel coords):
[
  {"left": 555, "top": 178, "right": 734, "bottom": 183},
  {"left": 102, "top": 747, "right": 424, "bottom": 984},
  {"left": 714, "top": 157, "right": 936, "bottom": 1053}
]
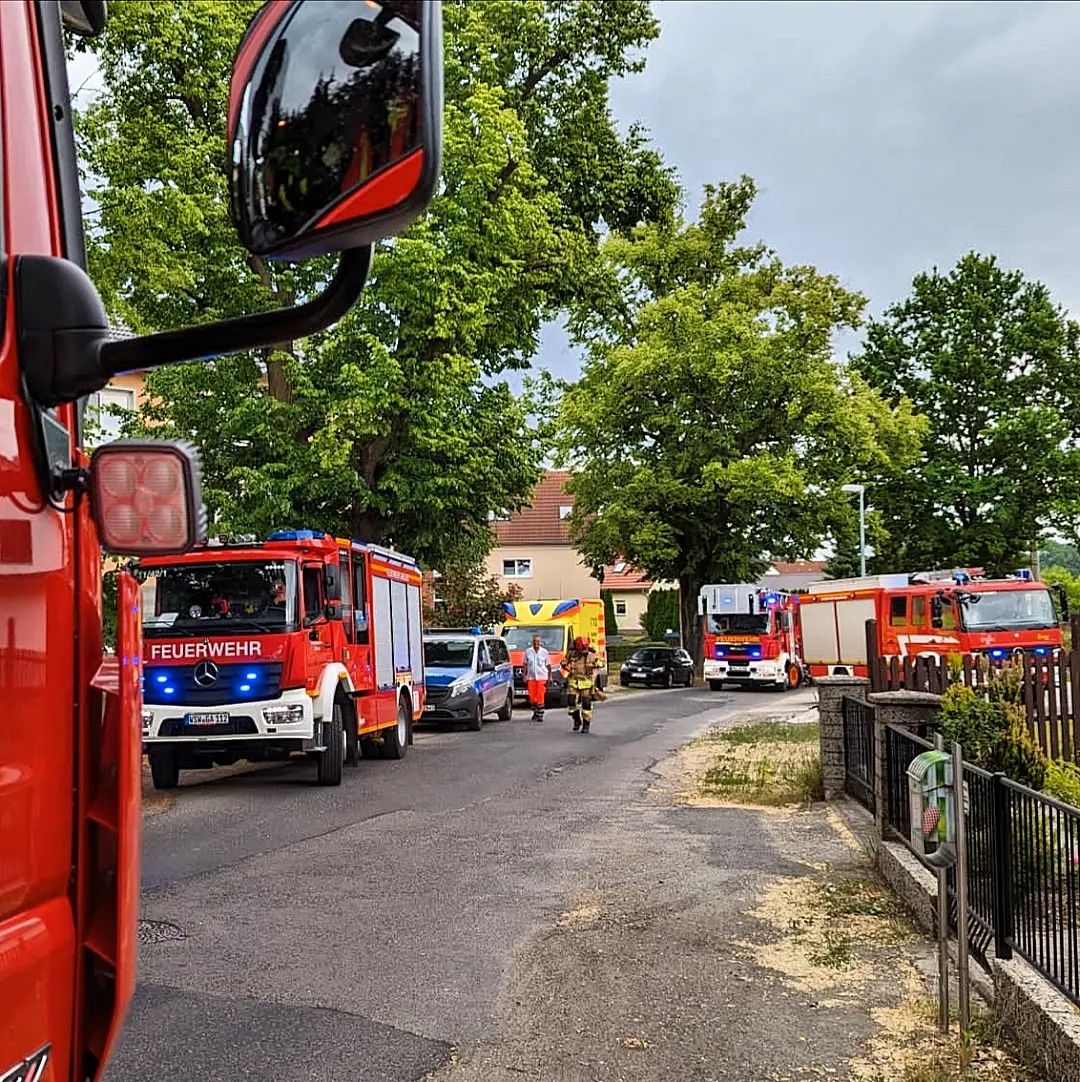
[
  {"left": 785, "top": 664, "right": 801, "bottom": 691},
  {"left": 467, "top": 698, "right": 483, "bottom": 732},
  {"left": 381, "top": 698, "right": 409, "bottom": 759},
  {"left": 316, "top": 704, "right": 344, "bottom": 786},
  {"left": 708, "top": 680, "right": 724, "bottom": 692},
  {"left": 496, "top": 688, "right": 513, "bottom": 721},
  {"left": 149, "top": 748, "right": 179, "bottom": 791},
  {"left": 343, "top": 696, "right": 360, "bottom": 767}
]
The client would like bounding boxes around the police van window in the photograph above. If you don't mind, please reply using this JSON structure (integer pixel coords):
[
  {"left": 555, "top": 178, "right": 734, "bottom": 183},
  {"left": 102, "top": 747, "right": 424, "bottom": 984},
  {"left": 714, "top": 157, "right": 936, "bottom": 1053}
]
[
  {"left": 489, "top": 639, "right": 509, "bottom": 665},
  {"left": 889, "top": 596, "right": 907, "bottom": 627},
  {"left": 478, "top": 641, "right": 493, "bottom": 669},
  {"left": 912, "top": 595, "right": 927, "bottom": 626},
  {"left": 339, "top": 551, "right": 354, "bottom": 637},
  {"left": 302, "top": 564, "right": 324, "bottom": 625}
]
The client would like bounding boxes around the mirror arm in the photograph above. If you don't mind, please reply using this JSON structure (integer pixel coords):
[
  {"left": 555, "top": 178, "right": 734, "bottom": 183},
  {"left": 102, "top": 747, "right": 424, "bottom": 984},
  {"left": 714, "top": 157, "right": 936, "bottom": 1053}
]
[{"left": 99, "top": 246, "right": 372, "bottom": 378}]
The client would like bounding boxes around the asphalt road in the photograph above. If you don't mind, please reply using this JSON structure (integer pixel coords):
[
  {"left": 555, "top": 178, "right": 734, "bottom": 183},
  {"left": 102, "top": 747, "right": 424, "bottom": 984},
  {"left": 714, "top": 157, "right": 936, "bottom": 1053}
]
[{"left": 107, "top": 684, "right": 816, "bottom": 1082}]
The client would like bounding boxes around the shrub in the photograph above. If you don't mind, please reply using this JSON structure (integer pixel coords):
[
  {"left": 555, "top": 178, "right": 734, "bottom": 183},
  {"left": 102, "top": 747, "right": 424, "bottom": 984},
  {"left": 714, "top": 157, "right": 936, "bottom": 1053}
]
[{"left": 1043, "top": 758, "right": 1080, "bottom": 807}]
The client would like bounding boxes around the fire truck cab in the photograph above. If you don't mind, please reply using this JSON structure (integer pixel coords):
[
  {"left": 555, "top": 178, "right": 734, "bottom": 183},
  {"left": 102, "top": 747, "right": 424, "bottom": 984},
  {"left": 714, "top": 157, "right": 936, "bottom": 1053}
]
[
  {"left": 699, "top": 583, "right": 804, "bottom": 692},
  {"left": 138, "top": 530, "right": 425, "bottom": 789},
  {"left": 799, "top": 568, "right": 1064, "bottom": 679}
]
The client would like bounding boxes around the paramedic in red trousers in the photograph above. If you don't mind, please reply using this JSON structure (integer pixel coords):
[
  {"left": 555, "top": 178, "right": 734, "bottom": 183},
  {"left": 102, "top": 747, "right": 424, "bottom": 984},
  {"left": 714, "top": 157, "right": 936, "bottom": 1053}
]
[{"left": 524, "top": 634, "right": 551, "bottom": 722}]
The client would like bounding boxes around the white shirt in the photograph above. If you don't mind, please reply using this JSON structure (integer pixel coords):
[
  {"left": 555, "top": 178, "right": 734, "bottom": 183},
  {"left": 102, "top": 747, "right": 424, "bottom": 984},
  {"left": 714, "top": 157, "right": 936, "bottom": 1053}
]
[{"left": 524, "top": 645, "right": 551, "bottom": 681}]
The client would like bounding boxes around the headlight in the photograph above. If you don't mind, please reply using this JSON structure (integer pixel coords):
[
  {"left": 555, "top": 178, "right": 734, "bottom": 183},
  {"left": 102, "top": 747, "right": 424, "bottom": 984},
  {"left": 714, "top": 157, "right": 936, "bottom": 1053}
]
[
  {"left": 652, "top": 666, "right": 666, "bottom": 673},
  {"left": 142, "top": 710, "right": 153, "bottom": 728},
  {"left": 448, "top": 677, "right": 473, "bottom": 695},
  {"left": 264, "top": 704, "right": 305, "bottom": 725}
]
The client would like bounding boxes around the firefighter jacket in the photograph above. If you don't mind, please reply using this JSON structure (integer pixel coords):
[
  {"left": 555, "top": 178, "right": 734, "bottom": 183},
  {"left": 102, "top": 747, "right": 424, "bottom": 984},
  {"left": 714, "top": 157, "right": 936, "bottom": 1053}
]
[{"left": 562, "top": 648, "right": 600, "bottom": 689}]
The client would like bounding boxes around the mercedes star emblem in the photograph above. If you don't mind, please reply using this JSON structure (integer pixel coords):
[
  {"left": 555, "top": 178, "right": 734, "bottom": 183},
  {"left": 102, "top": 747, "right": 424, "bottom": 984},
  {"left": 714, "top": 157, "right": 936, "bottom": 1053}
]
[{"left": 193, "top": 660, "right": 220, "bottom": 687}]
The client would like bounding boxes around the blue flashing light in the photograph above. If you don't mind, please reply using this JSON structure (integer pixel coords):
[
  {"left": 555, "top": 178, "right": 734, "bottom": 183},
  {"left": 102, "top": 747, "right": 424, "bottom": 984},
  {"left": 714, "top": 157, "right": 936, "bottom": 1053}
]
[
  {"left": 763, "top": 593, "right": 780, "bottom": 607},
  {"left": 245, "top": 671, "right": 258, "bottom": 680},
  {"left": 156, "top": 675, "right": 168, "bottom": 684},
  {"left": 716, "top": 647, "right": 727, "bottom": 658},
  {"left": 721, "top": 596, "right": 734, "bottom": 605},
  {"left": 750, "top": 648, "right": 763, "bottom": 659},
  {"left": 990, "top": 649, "right": 1006, "bottom": 660},
  {"left": 267, "top": 528, "right": 325, "bottom": 541},
  {"left": 163, "top": 686, "right": 176, "bottom": 695},
  {"left": 240, "top": 684, "right": 252, "bottom": 692},
  {"left": 1034, "top": 646, "right": 1049, "bottom": 656}
]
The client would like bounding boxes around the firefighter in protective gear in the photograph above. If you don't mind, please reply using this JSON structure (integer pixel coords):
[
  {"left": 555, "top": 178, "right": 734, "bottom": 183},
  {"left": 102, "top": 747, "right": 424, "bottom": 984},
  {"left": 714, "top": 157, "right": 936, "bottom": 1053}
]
[{"left": 561, "top": 634, "right": 603, "bottom": 732}]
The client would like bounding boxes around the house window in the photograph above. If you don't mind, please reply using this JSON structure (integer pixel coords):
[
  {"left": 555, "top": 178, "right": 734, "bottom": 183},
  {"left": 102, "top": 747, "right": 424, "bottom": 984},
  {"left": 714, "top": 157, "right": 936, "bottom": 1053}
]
[
  {"left": 558, "top": 505, "right": 573, "bottom": 520},
  {"left": 502, "top": 558, "right": 532, "bottom": 578},
  {"left": 86, "top": 386, "right": 136, "bottom": 444},
  {"left": 614, "top": 599, "right": 627, "bottom": 616},
  {"left": 613, "top": 560, "right": 627, "bottom": 573}
]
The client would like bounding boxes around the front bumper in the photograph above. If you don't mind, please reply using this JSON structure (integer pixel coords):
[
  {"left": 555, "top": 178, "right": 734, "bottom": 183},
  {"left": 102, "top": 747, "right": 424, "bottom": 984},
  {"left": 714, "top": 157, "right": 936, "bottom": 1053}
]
[
  {"left": 421, "top": 687, "right": 479, "bottom": 721},
  {"left": 703, "top": 659, "right": 781, "bottom": 684},
  {"left": 142, "top": 686, "right": 316, "bottom": 744},
  {"left": 513, "top": 670, "right": 566, "bottom": 703}
]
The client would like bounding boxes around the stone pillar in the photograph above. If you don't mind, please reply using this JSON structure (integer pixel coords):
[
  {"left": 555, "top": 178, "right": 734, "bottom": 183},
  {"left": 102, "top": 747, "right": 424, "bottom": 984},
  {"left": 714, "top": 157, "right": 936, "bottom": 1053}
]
[
  {"left": 815, "top": 675, "right": 870, "bottom": 800},
  {"left": 868, "top": 690, "right": 942, "bottom": 838}
]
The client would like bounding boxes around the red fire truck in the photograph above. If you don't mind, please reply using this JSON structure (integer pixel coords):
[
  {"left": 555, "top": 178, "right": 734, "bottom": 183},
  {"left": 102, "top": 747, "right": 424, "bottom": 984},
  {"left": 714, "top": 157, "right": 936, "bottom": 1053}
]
[
  {"left": 799, "top": 569, "right": 1065, "bottom": 679},
  {"left": 1, "top": 1, "right": 442, "bottom": 1079},
  {"left": 138, "top": 531, "right": 425, "bottom": 788},
  {"left": 699, "top": 584, "right": 804, "bottom": 691}
]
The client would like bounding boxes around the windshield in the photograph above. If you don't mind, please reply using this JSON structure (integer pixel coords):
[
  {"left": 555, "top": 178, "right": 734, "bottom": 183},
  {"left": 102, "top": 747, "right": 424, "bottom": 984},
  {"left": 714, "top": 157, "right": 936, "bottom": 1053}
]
[
  {"left": 138, "top": 560, "right": 298, "bottom": 636},
  {"left": 629, "top": 649, "right": 671, "bottom": 664},
  {"left": 503, "top": 626, "right": 567, "bottom": 652},
  {"left": 424, "top": 639, "right": 476, "bottom": 668},
  {"left": 959, "top": 588, "right": 1057, "bottom": 631},
  {"left": 707, "top": 613, "right": 768, "bottom": 635}
]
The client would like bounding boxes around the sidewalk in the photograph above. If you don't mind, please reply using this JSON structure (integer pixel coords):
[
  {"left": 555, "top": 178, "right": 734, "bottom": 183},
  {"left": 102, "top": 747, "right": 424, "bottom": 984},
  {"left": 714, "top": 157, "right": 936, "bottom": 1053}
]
[{"left": 432, "top": 705, "right": 1033, "bottom": 1082}]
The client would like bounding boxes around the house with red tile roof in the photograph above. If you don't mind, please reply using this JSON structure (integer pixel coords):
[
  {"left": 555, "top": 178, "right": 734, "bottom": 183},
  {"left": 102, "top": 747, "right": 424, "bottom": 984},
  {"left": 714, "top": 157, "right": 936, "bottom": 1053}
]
[{"left": 485, "top": 470, "right": 658, "bottom": 629}]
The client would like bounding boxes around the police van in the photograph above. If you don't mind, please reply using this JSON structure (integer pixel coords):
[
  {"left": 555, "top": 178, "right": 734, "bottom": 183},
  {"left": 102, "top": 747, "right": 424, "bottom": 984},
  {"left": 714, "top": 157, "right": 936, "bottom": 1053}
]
[{"left": 421, "top": 629, "right": 514, "bottom": 730}]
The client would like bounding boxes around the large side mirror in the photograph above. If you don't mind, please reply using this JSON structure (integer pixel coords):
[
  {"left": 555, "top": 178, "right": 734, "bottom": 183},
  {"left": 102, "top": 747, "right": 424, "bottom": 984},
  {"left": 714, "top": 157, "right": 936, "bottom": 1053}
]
[
  {"left": 89, "top": 440, "right": 208, "bottom": 555},
  {"left": 324, "top": 561, "right": 342, "bottom": 602},
  {"left": 229, "top": 0, "right": 443, "bottom": 261}
]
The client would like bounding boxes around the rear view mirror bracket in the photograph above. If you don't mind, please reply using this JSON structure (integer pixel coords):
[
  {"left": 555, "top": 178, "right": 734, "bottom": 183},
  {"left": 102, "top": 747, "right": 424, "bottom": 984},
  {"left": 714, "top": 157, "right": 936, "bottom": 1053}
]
[{"left": 19, "top": 245, "right": 372, "bottom": 410}]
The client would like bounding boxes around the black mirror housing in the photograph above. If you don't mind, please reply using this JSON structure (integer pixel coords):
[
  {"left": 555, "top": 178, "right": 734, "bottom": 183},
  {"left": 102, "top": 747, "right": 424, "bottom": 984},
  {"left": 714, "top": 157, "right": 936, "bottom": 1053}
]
[
  {"left": 325, "top": 600, "right": 344, "bottom": 621},
  {"left": 228, "top": 0, "right": 443, "bottom": 261}
]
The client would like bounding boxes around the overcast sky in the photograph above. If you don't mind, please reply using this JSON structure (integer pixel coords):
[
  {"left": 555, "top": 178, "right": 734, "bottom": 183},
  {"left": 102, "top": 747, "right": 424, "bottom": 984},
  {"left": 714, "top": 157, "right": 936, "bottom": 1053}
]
[{"left": 539, "top": 0, "right": 1080, "bottom": 378}]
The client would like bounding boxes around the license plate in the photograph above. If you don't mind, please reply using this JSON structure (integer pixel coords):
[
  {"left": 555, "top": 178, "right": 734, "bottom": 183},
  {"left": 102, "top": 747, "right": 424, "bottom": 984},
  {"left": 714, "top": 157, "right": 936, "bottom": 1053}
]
[{"left": 184, "top": 712, "right": 230, "bottom": 727}]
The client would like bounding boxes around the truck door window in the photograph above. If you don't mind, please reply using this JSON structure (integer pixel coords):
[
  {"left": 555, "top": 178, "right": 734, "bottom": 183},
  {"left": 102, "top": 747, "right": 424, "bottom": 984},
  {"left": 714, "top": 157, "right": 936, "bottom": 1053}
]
[
  {"left": 912, "top": 595, "right": 927, "bottom": 627},
  {"left": 339, "top": 550, "right": 354, "bottom": 638},
  {"left": 352, "top": 553, "right": 369, "bottom": 642},
  {"left": 302, "top": 564, "right": 324, "bottom": 626},
  {"left": 940, "top": 600, "right": 957, "bottom": 631},
  {"left": 889, "top": 596, "right": 907, "bottom": 627}
]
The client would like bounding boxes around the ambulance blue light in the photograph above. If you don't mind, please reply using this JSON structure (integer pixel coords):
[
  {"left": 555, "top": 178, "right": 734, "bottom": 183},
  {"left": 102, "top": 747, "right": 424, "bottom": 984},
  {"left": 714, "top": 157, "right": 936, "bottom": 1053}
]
[{"left": 267, "top": 529, "right": 325, "bottom": 541}]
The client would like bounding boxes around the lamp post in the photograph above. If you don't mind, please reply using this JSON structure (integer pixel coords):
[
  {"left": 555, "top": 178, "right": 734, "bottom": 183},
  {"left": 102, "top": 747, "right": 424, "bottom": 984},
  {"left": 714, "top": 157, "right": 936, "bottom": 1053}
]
[{"left": 841, "top": 483, "right": 866, "bottom": 577}]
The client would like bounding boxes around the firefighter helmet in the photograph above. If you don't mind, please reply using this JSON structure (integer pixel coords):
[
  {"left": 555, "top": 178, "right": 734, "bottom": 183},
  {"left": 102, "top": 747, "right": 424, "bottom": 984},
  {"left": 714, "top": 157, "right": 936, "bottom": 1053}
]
[{"left": 574, "top": 635, "right": 590, "bottom": 651}]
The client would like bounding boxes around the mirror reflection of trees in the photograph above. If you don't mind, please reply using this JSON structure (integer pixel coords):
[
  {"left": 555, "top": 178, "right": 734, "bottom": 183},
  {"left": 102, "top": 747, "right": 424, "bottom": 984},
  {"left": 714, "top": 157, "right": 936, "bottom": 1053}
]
[{"left": 246, "top": 2, "right": 422, "bottom": 246}]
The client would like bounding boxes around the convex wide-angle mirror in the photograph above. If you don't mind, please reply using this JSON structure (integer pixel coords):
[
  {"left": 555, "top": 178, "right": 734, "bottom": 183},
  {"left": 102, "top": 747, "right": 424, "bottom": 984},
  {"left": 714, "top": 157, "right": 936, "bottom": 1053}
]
[{"left": 229, "top": 0, "right": 443, "bottom": 260}]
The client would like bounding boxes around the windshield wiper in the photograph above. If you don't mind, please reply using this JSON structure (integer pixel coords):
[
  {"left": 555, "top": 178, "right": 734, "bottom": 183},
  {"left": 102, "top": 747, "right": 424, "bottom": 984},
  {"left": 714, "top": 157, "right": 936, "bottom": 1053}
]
[{"left": 143, "top": 624, "right": 200, "bottom": 637}]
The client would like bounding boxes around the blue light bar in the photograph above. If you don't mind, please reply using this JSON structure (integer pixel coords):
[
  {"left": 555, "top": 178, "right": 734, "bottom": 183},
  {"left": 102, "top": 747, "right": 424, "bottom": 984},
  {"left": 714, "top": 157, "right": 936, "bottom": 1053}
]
[
  {"left": 240, "top": 684, "right": 251, "bottom": 692},
  {"left": 990, "top": 649, "right": 1006, "bottom": 659},
  {"left": 156, "top": 675, "right": 168, "bottom": 684},
  {"left": 1034, "top": 646, "right": 1048, "bottom": 656},
  {"left": 267, "top": 529, "right": 325, "bottom": 541},
  {"left": 245, "top": 671, "right": 258, "bottom": 680},
  {"left": 163, "top": 686, "right": 176, "bottom": 695}
]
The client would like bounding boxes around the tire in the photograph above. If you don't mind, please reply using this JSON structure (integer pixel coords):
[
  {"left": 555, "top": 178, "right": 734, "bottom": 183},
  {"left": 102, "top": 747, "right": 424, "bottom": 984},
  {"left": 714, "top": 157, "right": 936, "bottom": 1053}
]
[
  {"left": 786, "top": 664, "right": 801, "bottom": 691},
  {"left": 148, "top": 747, "right": 179, "bottom": 791},
  {"left": 467, "top": 697, "right": 483, "bottom": 732},
  {"left": 684, "top": 671, "right": 694, "bottom": 687},
  {"left": 496, "top": 688, "right": 513, "bottom": 721},
  {"left": 381, "top": 698, "right": 409, "bottom": 759},
  {"left": 664, "top": 669, "right": 673, "bottom": 689},
  {"left": 708, "top": 680, "right": 724, "bottom": 692},
  {"left": 343, "top": 696, "right": 360, "bottom": 767},
  {"left": 620, "top": 677, "right": 630, "bottom": 687},
  {"left": 316, "top": 702, "right": 344, "bottom": 786}
]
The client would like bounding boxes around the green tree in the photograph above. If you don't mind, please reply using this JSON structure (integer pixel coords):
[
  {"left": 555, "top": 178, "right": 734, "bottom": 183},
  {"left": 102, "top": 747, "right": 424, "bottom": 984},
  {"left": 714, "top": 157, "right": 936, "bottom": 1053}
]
[
  {"left": 424, "top": 560, "right": 522, "bottom": 631},
  {"left": 1040, "top": 539, "right": 1080, "bottom": 577},
  {"left": 853, "top": 253, "right": 1080, "bottom": 575},
  {"left": 558, "top": 179, "right": 923, "bottom": 663},
  {"left": 642, "top": 589, "right": 680, "bottom": 644},
  {"left": 76, "top": 0, "right": 678, "bottom": 566},
  {"left": 823, "top": 508, "right": 887, "bottom": 580},
  {"left": 601, "top": 589, "right": 620, "bottom": 638}
]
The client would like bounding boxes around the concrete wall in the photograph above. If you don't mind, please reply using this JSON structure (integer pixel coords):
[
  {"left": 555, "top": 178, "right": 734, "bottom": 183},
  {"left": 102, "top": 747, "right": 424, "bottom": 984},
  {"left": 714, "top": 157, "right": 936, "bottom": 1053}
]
[
  {"left": 610, "top": 590, "right": 649, "bottom": 632},
  {"left": 485, "top": 543, "right": 599, "bottom": 601}
]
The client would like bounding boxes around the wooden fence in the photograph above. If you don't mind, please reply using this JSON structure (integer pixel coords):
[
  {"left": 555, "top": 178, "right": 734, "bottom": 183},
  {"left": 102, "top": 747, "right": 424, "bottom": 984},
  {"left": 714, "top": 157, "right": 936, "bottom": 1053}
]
[{"left": 866, "top": 615, "right": 1080, "bottom": 765}]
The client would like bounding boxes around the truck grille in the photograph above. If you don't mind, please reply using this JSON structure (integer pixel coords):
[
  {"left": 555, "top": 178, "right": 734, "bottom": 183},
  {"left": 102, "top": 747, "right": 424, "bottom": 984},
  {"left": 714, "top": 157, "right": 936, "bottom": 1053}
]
[{"left": 144, "top": 662, "right": 284, "bottom": 707}]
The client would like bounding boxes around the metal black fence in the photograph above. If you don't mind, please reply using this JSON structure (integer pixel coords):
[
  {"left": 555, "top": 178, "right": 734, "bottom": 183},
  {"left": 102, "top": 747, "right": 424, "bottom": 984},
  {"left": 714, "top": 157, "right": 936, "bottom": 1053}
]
[
  {"left": 863, "top": 719, "right": 1080, "bottom": 1007},
  {"left": 841, "top": 696, "right": 876, "bottom": 814}
]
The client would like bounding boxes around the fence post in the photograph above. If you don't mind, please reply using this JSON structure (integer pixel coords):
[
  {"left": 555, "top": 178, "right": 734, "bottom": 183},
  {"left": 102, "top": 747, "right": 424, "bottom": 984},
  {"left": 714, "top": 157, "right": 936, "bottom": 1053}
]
[
  {"left": 816, "top": 675, "right": 870, "bottom": 800},
  {"left": 991, "top": 771, "right": 1014, "bottom": 961},
  {"left": 865, "top": 618, "right": 879, "bottom": 690}
]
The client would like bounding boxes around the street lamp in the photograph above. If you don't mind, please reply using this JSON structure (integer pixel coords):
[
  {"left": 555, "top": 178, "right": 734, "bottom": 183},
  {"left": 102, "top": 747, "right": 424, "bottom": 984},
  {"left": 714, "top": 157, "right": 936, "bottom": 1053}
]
[{"left": 841, "top": 483, "right": 867, "bottom": 577}]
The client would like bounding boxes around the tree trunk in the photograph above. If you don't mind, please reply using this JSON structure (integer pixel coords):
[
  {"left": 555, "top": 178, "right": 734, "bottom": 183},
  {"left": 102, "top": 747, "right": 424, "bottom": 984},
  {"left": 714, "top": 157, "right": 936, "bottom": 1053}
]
[{"left": 679, "top": 574, "right": 704, "bottom": 674}]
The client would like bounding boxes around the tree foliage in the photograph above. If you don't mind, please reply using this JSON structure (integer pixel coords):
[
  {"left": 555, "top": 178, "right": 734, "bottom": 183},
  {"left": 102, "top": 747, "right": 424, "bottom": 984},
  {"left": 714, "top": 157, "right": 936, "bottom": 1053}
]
[
  {"left": 642, "top": 589, "right": 679, "bottom": 644},
  {"left": 424, "top": 561, "right": 521, "bottom": 631},
  {"left": 853, "top": 253, "right": 1080, "bottom": 575},
  {"left": 558, "top": 179, "right": 924, "bottom": 661},
  {"left": 1040, "top": 540, "right": 1080, "bottom": 577},
  {"left": 602, "top": 589, "right": 620, "bottom": 638},
  {"left": 75, "top": 0, "right": 678, "bottom": 566}
]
